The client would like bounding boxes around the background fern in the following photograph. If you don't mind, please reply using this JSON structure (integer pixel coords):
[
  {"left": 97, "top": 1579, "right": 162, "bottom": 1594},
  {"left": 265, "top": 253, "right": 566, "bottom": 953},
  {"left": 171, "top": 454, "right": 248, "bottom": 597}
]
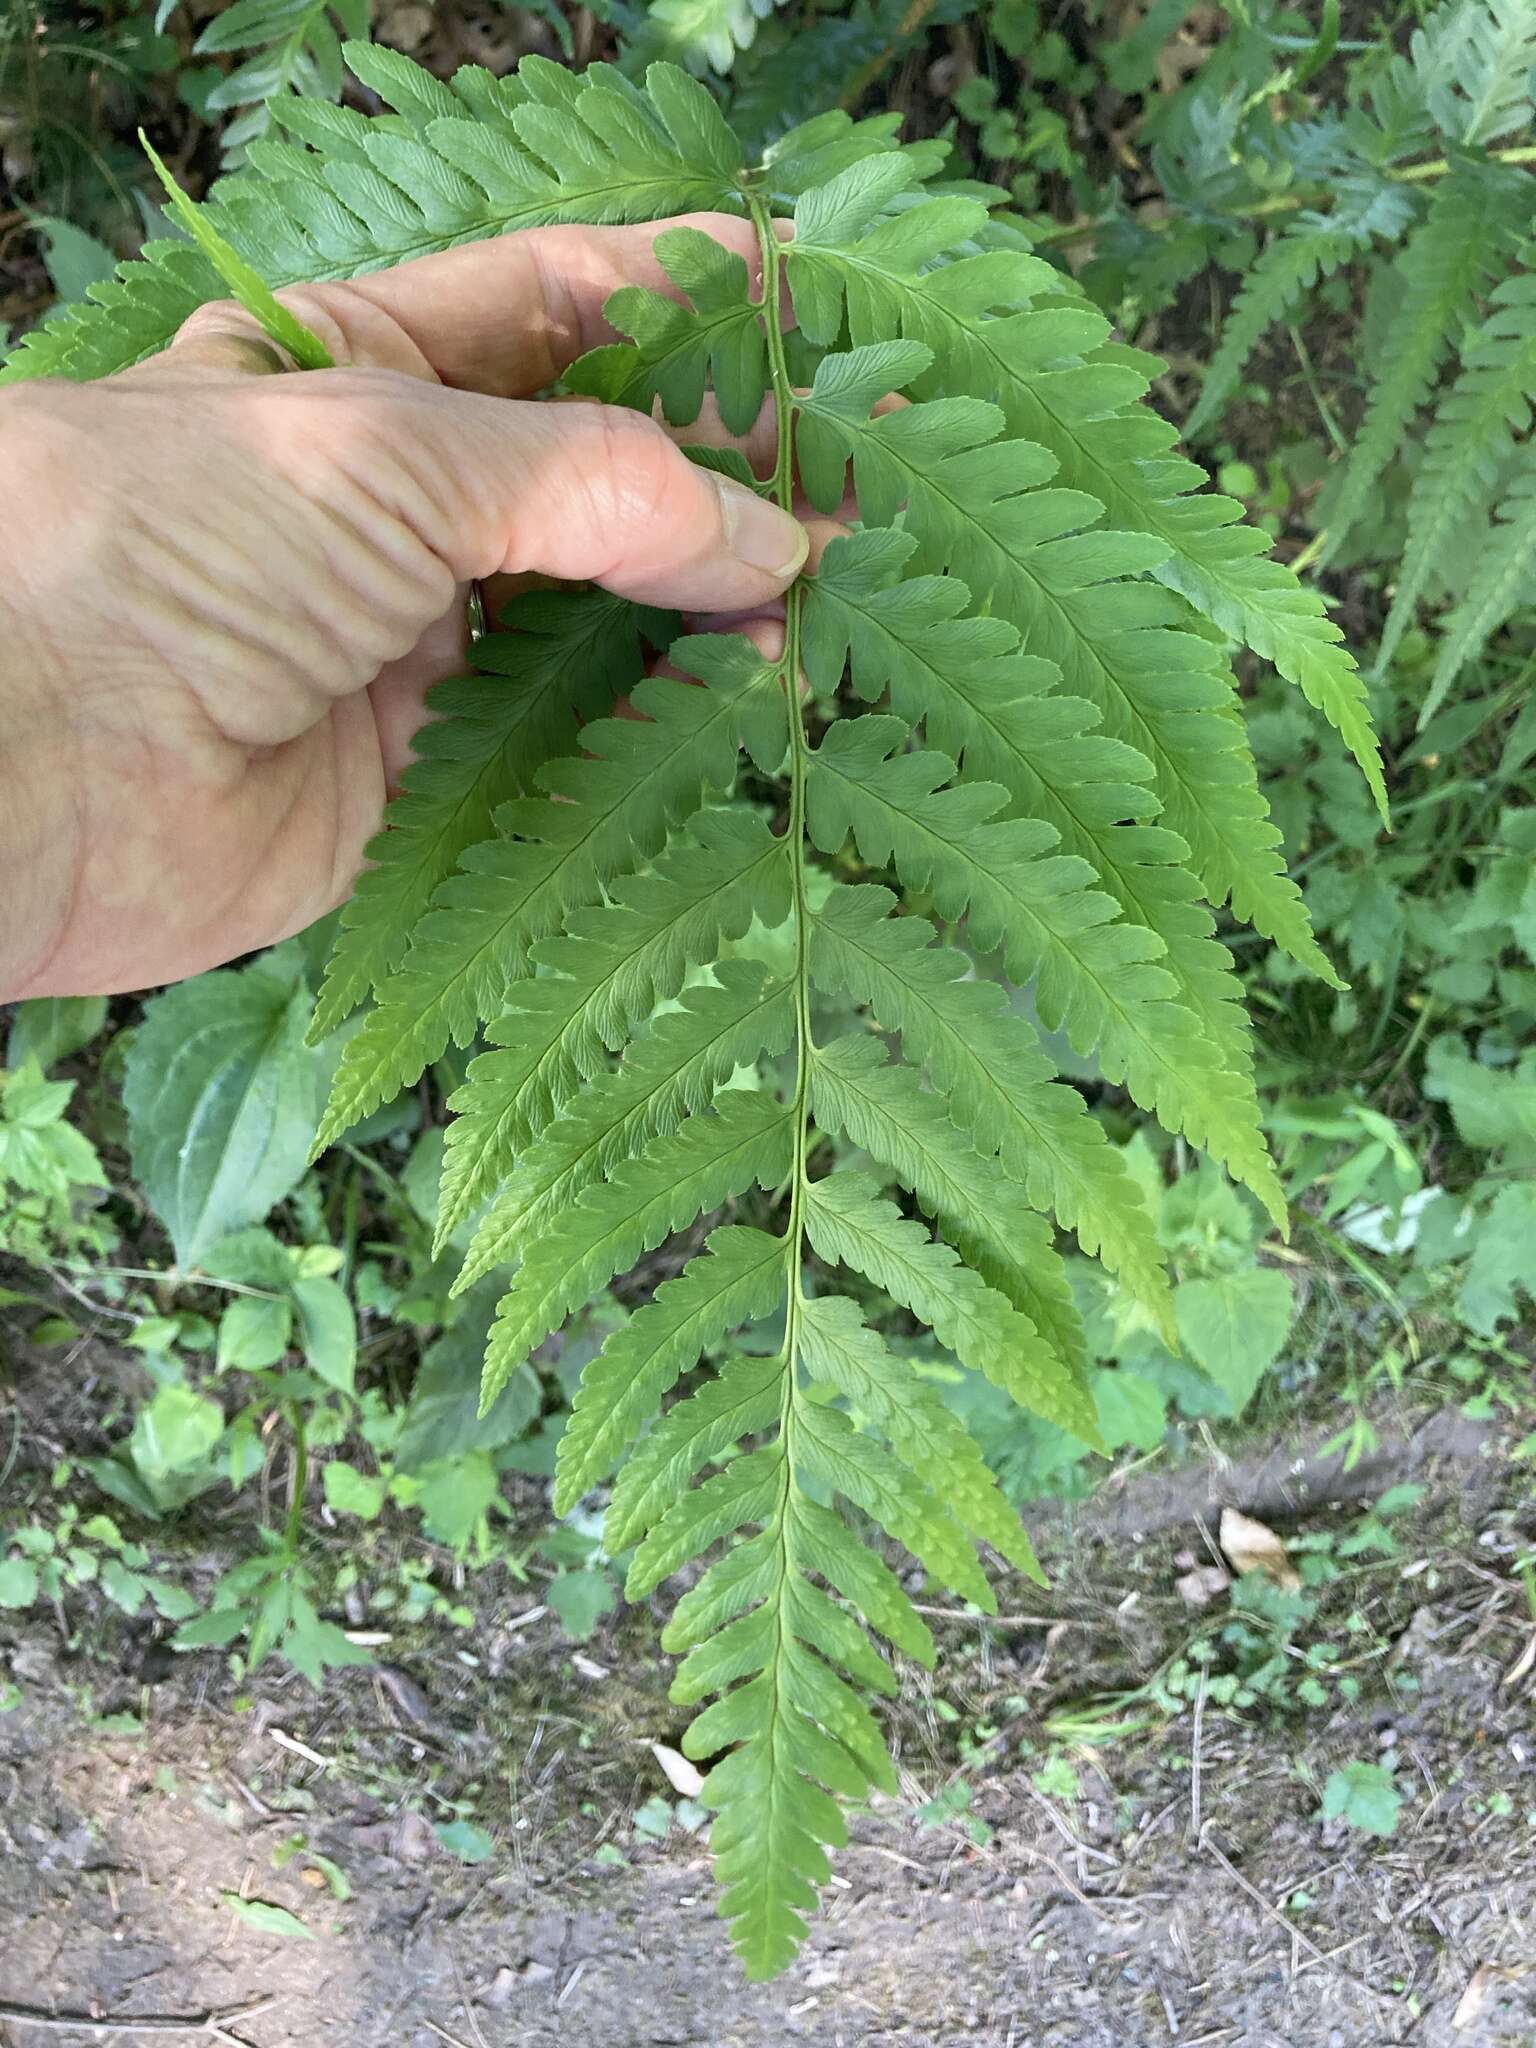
[
  {"left": 1132, "top": 0, "right": 1536, "bottom": 715},
  {"left": 5, "top": 47, "right": 1357, "bottom": 1971}
]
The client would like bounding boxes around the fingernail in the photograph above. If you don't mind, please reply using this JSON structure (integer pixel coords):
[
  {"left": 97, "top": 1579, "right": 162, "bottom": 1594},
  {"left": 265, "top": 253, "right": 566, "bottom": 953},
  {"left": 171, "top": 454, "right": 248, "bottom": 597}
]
[{"left": 713, "top": 475, "right": 809, "bottom": 579}]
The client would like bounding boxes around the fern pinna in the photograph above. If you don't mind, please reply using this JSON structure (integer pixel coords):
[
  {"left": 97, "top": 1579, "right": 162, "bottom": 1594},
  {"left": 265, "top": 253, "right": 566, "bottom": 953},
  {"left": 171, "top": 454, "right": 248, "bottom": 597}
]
[{"left": 1, "top": 51, "right": 1360, "bottom": 1976}]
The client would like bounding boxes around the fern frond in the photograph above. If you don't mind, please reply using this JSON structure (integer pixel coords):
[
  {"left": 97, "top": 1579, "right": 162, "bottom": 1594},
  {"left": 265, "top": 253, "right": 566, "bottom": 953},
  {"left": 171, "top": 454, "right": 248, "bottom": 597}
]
[
  {"left": 1187, "top": 226, "right": 1360, "bottom": 440},
  {"left": 1323, "top": 170, "right": 1521, "bottom": 563},
  {"left": 193, "top": 0, "right": 369, "bottom": 156},
  {"left": 805, "top": 522, "right": 1338, "bottom": 1007},
  {"left": 437, "top": 811, "right": 792, "bottom": 1245},
  {"left": 1423, "top": 466, "right": 1536, "bottom": 719},
  {"left": 2, "top": 50, "right": 948, "bottom": 389},
  {"left": 802, "top": 1170, "right": 1098, "bottom": 1449},
  {"left": 557, "top": 1223, "right": 788, "bottom": 1515},
  {"left": 456, "top": 962, "right": 796, "bottom": 1290},
  {"left": 786, "top": 198, "right": 1372, "bottom": 930},
  {"left": 481, "top": 1089, "right": 794, "bottom": 1408},
  {"left": 313, "top": 635, "right": 778, "bottom": 1151},
  {"left": 808, "top": 884, "right": 1175, "bottom": 1332},
  {"left": 797, "top": 1292, "right": 1043, "bottom": 1577},
  {"left": 1382, "top": 268, "right": 1536, "bottom": 665},
  {"left": 31, "top": 55, "right": 1323, "bottom": 1974},
  {"left": 311, "top": 591, "right": 654, "bottom": 1041},
  {"left": 804, "top": 709, "right": 1281, "bottom": 1220},
  {"left": 1411, "top": 0, "right": 1536, "bottom": 145},
  {"left": 808, "top": 1032, "right": 1095, "bottom": 1406},
  {"left": 563, "top": 223, "right": 768, "bottom": 433}
]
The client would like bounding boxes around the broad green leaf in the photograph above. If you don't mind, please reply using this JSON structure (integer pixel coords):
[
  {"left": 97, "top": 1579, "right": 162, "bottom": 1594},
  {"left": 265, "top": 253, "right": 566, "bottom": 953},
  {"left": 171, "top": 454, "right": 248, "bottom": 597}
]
[
  {"left": 1174, "top": 1267, "right": 1295, "bottom": 1416},
  {"left": 434, "top": 1818, "right": 494, "bottom": 1864},
  {"left": 322, "top": 1461, "right": 385, "bottom": 1519},
  {"left": 216, "top": 1294, "right": 293, "bottom": 1372},
  {"left": 124, "top": 964, "right": 337, "bottom": 1265},
  {"left": 28, "top": 219, "right": 119, "bottom": 306},
  {"left": 128, "top": 1384, "right": 225, "bottom": 1487},
  {"left": 292, "top": 1276, "right": 356, "bottom": 1393},
  {"left": 6, "top": 995, "right": 109, "bottom": 1071},
  {"left": 1321, "top": 1763, "right": 1402, "bottom": 1838},
  {"left": 413, "top": 1451, "right": 498, "bottom": 1547},
  {"left": 547, "top": 1568, "right": 619, "bottom": 1640},
  {"left": 0, "top": 1559, "right": 39, "bottom": 1609}
]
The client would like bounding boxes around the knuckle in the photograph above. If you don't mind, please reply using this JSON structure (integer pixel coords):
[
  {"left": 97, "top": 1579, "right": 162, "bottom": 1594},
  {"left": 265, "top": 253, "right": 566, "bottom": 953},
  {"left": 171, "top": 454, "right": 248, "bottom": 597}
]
[
  {"left": 245, "top": 373, "right": 396, "bottom": 488},
  {"left": 585, "top": 403, "right": 689, "bottom": 526}
]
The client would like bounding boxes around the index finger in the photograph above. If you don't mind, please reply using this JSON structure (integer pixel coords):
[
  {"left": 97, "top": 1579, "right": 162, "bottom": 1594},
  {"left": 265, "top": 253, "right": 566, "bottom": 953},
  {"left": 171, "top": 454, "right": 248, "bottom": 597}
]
[{"left": 320, "top": 213, "right": 768, "bottom": 398}]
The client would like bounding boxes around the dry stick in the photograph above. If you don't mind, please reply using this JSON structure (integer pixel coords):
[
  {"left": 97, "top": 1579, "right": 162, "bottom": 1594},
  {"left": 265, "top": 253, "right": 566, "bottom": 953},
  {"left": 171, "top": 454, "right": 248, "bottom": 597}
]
[
  {"left": 1199, "top": 1825, "right": 1388, "bottom": 2005},
  {"left": 909, "top": 1606, "right": 1106, "bottom": 1628},
  {"left": 0, "top": 2001, "right": 276, "bottom": 2038}
]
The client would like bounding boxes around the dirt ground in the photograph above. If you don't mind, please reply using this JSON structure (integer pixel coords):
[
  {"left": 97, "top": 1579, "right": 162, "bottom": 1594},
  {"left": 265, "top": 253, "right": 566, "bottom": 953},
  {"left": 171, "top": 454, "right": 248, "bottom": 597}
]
[{"left": 4, "top": 1341, "right": 1535, "bottom": 2048}]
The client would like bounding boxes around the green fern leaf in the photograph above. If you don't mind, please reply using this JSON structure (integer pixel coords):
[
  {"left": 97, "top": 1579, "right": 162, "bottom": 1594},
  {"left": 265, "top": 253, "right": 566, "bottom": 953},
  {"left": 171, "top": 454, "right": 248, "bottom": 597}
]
[
  {"left": 1323, "top": 170, "right": 1520, "bottom": 564},
  {"left": 808, "top": 1032, "right": 1093, "bottom": 1392},
  {"left": 1382, "top": 268, "right": 1536, "bottom": 666},
  {"left": 563, "top": 225, "right": 769, "bottom": 433},
  {"left": 1187, "top": 226, "right": 1360, "bottom": 440},
  {"left": 807, "top": 887, "right": 1174, "bottom": 1333},
  {"left": 558, "top": 1223, "right": 789, "bottom": 1516},
  {"left": 797, "top": 1292, "right": 1043, "bottom": 1579},
  {"left": 805, "top": 712, "right": 1282, "bottom": 1221},
  {"left": 21, "top": 56, "right": 1332, "bottom": 1974},
  {"left": 311, "top": 591, "right": 656, "bottom": 1041},
  {"left": 802, "top": 1171, "right": 1099, "bottom": 1450},
  {"left": 313, "top": 635, "right": 780, "bottom": 1152},
  {"left": 1423, "top": 465, "right": 1536, "bottom": 719},
  {"left": 605, "top": 1343, "right": 786, "bottom": 1549},
  {"left": 437, "top": 811, "right": 792, "bottom": 1245},
  {"left": 786, "top": 187, "right": 1386, "bottom": 837},
  {"left": 633, "top": 0, "right": 787, "bottom": 78},
  {"left": 791, "top": 389, "right": 1330, "bottom": 1144},
  {"left": 1411, "top": 0, "right": 1536, "bottom": 145},
  {"left": 481, "top": 1089, "right": 794, "bottom": 1407},
  {"left": 456, "top": 962, "right": 796, "bottom": 1290}
]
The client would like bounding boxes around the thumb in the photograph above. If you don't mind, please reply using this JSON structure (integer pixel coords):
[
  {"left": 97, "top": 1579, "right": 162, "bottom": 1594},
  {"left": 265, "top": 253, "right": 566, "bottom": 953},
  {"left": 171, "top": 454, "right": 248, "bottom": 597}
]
[{"left": 350, "top": 378, "right": 810, "bottom": 613}]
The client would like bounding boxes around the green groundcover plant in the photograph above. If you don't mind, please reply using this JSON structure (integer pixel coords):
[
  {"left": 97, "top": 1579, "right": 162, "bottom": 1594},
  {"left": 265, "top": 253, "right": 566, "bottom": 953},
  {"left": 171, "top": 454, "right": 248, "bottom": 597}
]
[{"left": 1, "top": 49, "right": 1377, "bottom": 1974}]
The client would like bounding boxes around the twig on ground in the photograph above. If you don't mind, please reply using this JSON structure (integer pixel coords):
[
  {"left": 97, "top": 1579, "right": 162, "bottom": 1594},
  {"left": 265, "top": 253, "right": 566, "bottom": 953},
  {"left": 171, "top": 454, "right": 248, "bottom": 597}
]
[
  {"left": 1189, "top": 1663, "right": 1208, "bottom": 1839},
  {"left": 909, "top": 1606, "right": 1105, "bottom": 1628},
  {"left": 421, "top": 2023, "right": 473, "bottom": 2048},
  {"left": 1204, "top": 1822, "right": 1338, "bottom": 1963},
  {"left": 0, "top": 2000, "right": 276, "bottom": 2039}
]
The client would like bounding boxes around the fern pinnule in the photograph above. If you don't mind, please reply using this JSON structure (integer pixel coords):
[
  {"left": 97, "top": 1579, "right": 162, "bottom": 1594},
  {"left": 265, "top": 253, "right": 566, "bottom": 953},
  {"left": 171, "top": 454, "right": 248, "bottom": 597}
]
[
  {"left": 1321, "top": 170, "right": 1521, "bottom": 566},
  {"left": 1423, "top": 464, "right": 1536, "bottom": 720},
  {"left": 1381, "top": 267, "right": 1536, "bottom": 668}
]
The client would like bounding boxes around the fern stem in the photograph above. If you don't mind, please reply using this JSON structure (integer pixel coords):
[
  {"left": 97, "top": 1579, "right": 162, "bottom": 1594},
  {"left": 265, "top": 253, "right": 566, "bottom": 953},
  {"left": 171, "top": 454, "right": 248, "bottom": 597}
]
[{"left": 748, "top": 185, "right": 815, "bottom": 1844}]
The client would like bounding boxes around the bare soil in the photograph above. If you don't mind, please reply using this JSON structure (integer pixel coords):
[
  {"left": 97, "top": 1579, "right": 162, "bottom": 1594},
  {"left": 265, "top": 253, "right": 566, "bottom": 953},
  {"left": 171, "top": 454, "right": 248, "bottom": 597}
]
[{"left": 3, "top": 1344, "right": 1534, "bottom": 2048}]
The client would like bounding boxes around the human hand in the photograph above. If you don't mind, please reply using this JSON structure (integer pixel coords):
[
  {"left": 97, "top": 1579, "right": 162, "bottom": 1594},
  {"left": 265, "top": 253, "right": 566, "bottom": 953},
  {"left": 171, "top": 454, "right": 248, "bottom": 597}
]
[{"left": 0, "top": 217, "right": 809, "bottom": 999}]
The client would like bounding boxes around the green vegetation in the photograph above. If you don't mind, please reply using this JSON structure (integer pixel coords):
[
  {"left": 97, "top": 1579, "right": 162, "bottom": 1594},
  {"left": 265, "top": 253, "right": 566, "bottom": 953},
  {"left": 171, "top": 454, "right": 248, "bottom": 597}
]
[{"left": 3, "top": 0, "right": 1534, "bottom": 1987}]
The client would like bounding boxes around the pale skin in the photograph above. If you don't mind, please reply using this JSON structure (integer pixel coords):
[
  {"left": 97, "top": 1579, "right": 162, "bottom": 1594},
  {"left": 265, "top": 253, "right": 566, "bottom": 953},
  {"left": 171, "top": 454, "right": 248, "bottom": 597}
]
[{"left": 0, "top": 214, "right": 814, "bottom": 1001}]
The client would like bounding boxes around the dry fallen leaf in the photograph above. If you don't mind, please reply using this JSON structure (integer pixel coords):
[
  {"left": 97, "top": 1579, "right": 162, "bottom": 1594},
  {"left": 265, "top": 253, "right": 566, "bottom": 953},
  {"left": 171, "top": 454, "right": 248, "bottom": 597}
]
[
  {"left": 1219, "top": 1507, "right": 1301, "bottom": 1592},
  {"left": 651, "top": 1742, "right": 706, "bottom": 1800},
  {"left": 1175, "top": 1564, "right": 1231, "bottom": 1609},
  {"left": 1452, "top": 1962, "right": 1519, "bottom": 2030}
]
